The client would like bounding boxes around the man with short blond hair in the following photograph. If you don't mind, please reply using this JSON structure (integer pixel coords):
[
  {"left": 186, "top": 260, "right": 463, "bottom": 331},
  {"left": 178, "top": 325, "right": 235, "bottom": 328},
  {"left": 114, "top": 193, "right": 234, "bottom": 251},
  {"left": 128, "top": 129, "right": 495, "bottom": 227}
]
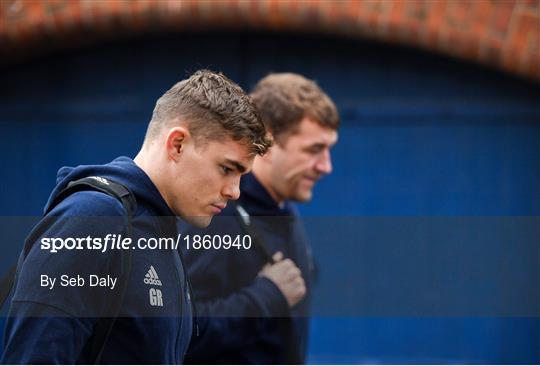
[{"left": 2, "top": 70, "right": 270, "bottom": 364}]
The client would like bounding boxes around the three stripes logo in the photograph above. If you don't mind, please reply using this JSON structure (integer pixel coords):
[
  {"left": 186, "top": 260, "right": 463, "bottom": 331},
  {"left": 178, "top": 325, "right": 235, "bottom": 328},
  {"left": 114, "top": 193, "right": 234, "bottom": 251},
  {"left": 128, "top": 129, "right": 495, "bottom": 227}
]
[{"left": 144, "top": 265, "right": 163, "bottom": 286}]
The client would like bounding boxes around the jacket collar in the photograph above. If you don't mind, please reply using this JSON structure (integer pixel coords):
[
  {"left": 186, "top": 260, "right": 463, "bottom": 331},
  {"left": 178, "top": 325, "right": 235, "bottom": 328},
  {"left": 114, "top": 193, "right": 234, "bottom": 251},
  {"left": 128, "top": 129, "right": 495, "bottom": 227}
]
[{"left": 239, "top": 173, "right": 293, "bottom": 216}]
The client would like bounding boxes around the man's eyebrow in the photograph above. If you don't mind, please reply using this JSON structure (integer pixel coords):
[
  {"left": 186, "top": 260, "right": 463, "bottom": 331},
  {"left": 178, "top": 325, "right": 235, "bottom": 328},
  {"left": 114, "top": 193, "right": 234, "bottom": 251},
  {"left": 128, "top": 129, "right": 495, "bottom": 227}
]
[{"left": 225, "top": 159, "right": 247, "bottom": 173}]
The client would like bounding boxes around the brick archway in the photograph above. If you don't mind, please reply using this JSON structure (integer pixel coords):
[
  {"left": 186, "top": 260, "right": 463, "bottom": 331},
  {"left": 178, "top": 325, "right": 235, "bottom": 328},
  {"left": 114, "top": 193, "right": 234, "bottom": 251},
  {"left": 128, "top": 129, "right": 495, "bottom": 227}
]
[{"left": 1, "top": 0, "right": 539, "bottom": 80}]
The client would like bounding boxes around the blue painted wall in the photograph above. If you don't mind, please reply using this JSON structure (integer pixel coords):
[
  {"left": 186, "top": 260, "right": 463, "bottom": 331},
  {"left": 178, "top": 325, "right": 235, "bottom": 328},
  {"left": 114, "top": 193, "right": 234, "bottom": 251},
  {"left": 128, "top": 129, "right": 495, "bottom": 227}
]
[{"left": 1, "top": 33, "right": 539, "bottom": 363}]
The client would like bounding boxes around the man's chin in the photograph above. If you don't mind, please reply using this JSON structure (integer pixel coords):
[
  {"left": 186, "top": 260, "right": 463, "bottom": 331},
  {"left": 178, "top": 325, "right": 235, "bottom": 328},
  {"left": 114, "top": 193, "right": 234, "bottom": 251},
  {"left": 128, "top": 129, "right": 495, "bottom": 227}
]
[{"left": 292, "top": 189, "right": 313, "bottom": 203}]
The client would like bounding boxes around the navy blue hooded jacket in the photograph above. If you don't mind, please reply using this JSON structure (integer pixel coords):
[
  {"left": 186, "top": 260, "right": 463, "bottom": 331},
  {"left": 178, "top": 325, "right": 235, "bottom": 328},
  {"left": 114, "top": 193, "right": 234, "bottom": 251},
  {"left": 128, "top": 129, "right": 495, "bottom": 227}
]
[
  {"left": 2, "top": 157, "right": 192, "bottom": 364},
  {"left": 182, "top": 173, "right": 312, "bottom": 364}
]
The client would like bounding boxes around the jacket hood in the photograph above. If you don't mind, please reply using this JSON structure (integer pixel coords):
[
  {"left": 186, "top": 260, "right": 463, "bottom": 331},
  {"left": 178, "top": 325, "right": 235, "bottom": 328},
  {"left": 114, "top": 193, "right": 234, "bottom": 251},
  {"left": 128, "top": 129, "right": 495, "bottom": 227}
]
[
  {"left": 239, "top": 173, "right": 294, "bottom": 217},
  {"left": 44, "top": 156, "right": 174, "bottom": 217}
]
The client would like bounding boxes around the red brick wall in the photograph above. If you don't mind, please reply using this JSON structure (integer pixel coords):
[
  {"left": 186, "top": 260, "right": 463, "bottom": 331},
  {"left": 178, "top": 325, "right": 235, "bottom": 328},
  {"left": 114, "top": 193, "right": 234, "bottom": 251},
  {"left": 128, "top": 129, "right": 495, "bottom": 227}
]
[{"left": 1, "top": 0, "right": 539, "bottom": 80}]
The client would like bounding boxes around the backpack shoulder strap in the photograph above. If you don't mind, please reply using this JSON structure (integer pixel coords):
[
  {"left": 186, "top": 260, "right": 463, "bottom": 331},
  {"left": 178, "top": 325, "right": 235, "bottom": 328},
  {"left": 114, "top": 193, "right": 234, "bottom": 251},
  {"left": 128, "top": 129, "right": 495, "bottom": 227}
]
[
  {"left": 233, "top": 203, "right": 275, "bottom": 264},
  {"left": 45, "top": 176, "right": 136, "bottom": 218},
  {"left": 57, "top": 177, "right": 135, "bottom": 364},
  {"left": 232, "top": 202, "right": 297, "bottom": 361}
]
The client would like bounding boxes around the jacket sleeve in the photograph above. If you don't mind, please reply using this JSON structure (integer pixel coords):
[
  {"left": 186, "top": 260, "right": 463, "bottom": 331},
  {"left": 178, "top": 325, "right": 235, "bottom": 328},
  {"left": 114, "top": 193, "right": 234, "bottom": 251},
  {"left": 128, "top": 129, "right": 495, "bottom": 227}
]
[
  {"left": 2, "top": 302, "right": 95, "bottom": 364},
  {"left": 1, "top": 191, "right": 127, "bottom": 364},
  {"left": 180, "top": 215, "right": 290, "bottom": 361}
]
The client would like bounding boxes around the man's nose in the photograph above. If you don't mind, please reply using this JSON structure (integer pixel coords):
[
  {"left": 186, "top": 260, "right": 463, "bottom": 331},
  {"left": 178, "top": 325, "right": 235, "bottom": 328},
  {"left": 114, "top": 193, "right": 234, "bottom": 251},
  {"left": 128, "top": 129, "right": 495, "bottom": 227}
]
[
  {"left": 315, "top": 150, "right": 333, "bottom": 175},
  {"left": 222, "top": 180, "right": 241, "bottom": 201}
]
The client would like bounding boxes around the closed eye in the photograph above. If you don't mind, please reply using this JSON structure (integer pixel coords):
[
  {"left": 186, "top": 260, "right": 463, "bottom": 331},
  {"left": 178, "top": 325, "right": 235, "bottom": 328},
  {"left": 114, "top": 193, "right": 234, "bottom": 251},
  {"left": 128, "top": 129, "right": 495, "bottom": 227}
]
[{"left": 221, "top": 165, "right": 233, "bottom": 175}]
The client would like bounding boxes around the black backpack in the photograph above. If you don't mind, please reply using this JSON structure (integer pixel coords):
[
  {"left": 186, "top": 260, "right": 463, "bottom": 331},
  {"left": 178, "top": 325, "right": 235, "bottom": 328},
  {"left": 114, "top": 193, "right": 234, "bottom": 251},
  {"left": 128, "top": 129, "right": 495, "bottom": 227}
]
[{"left": 0, "top": 176, "right": 136, "bottom": 364}]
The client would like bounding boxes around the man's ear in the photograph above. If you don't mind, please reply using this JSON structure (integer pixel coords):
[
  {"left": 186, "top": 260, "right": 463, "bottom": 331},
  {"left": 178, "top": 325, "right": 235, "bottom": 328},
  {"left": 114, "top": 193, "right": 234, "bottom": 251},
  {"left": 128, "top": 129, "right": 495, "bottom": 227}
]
[{"left": 165, "top": 126, "right": 190, "bottom": 161}]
